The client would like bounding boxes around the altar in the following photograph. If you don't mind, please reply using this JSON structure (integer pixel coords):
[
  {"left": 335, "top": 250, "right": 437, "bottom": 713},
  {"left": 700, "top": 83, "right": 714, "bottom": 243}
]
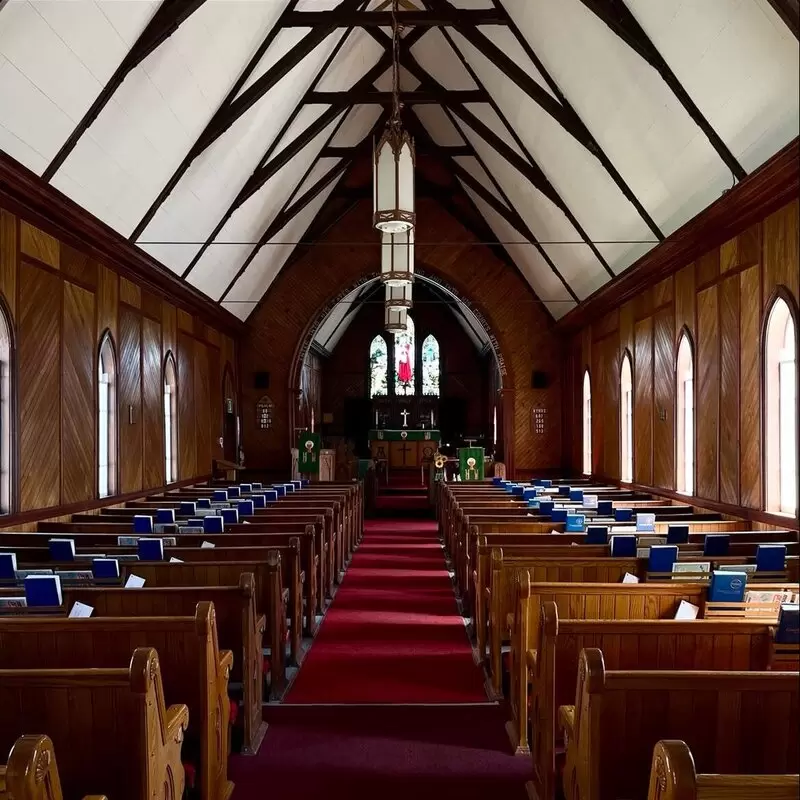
[{"left": 369, "top": 429, "right": 441, "bottom": 469}]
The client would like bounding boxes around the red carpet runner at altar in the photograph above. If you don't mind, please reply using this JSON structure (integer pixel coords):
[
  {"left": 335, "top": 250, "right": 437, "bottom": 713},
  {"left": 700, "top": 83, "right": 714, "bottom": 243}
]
[{"left": 228, "top": 518, "right": 533, "bottom": 798}]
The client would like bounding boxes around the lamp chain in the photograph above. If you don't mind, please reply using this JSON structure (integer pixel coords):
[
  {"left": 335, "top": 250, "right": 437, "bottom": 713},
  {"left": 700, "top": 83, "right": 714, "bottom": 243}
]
[{"left": 391, "top": 0, "right": 402, "bottom": 130}]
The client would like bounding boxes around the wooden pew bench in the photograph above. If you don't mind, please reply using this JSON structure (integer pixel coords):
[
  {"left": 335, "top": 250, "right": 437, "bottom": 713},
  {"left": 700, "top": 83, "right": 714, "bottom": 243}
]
[
  {"left": 647, "top": 740, "right": 800, "bottom": 800},
  {"left": 0, "top": 648, "right": 188, "bottom": 800},
  {"left": 527, "top": 601, "right": 793, "bottom": 800},
  {"left": 1, "top": 734, "right": 106, "bottom": 800},
  {"left": 0, "top": 603, "right": 232, "bottom": 800},
  {"left": 559, "top": 648, "right": 799, "bottom": 800}
]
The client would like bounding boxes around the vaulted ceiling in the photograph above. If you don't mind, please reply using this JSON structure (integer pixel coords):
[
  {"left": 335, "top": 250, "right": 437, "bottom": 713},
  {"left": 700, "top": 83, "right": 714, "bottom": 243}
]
[{"left": 1, "top": 0, "right": 797, "bottom": 321}]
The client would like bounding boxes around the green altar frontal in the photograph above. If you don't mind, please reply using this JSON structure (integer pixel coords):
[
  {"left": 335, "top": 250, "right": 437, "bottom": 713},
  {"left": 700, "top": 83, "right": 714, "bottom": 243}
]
[{"left": 368, "top": 429, "right": 441, "bottom": 441}]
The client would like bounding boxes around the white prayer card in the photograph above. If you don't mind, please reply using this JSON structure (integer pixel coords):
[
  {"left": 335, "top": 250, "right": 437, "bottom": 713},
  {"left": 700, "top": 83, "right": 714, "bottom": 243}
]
[
  {"left": 674, "top": 600, "right": 699, "bottom": 620},
  {"left": 124, "top": 574, "right": 146, "bottom": 589},
  {"left": 69, "top": 601, "right": 94, "bottom": 618},
  {"left": 622, "top": 573, "right": 640, "bottom": 584},
  {"left": 169, "top": 557, "right": 184, "bottom": 563},
  {"left": 200, "top": 541, "right": 216, "bottom": 549}
]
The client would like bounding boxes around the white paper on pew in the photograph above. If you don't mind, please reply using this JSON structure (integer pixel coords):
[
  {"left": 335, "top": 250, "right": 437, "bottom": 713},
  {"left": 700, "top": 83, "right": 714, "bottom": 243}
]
[
  {"left": 242, "top": 520, "right": 251, "bottom": 525},
  {"left": 69, "top": 601, "right": 93, "bottom": 618},
  {"left": 674, "top": 600, "right": 699, "bottom": 620},
  {"left": 125, "top": 574, "right": 146, "bottom": 588},
  {"left": 169, "top": 557, "right": 184, "bottom": 563},
  {"left": 200, "top": 541, "right": 216, "bottom": 549},
  {"left": 550, "top": 529, "right": 560, "bottom": 535},
  {"left": 622, "top": 573, "right": 639, "bottom": 584}
]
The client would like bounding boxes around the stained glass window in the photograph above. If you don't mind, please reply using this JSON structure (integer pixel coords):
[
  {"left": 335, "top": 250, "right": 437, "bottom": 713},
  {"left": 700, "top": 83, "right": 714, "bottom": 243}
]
[
  {"left": 369, "top": 335, "right": 388, "bottom": 397},
  {"left": 421, "top": 334, "right": 440, "bottom": 396},
  {"left": 394, "top": 315, "right": 415, "bottom": 396}
]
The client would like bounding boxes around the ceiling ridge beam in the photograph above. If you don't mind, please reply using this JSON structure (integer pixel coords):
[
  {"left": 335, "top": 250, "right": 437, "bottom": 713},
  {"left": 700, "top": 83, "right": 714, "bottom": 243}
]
[
  {"left": 431, "top": 21, "right": 615, "bottom": 278},
  {"left": 43, "top": 0, "right": 208, "bottom": 182},
  {"left": 283, "top": 9, "right": 505, "bottom": 26},
  {"left": 490, "top": 0, "right": 663, "bottom": 241},
  {"left": 219, "top": 109, "right": 389, "bottom": 303},
  {"left": 576, "top": 0, "right": 746, "bottom": 180},
  {"left": 306, "top": 89, "right": 486, "bottom": 105},
  {"left": 181, "top": 6, "right": 381, "bottom": 281},
  {"left": 129, "top": 0, "right": 363, "bottom": 242}
]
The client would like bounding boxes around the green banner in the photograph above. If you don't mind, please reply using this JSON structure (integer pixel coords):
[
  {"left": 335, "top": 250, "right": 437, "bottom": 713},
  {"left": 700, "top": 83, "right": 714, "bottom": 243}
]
[
  {"left": 458, "top": 447, "right": 484, "bottom": 481},
  {"left": 297, "top": 431, "right": 321, "bottom": 474},
  {"left": 368, "top": 429, "right": 441, "bottom": 442}
]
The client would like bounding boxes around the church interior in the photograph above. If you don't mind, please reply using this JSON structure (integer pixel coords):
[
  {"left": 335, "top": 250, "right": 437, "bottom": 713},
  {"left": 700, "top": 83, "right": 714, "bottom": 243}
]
[{"left": 0, "top": 1, "right": 798, "bottom": 798}]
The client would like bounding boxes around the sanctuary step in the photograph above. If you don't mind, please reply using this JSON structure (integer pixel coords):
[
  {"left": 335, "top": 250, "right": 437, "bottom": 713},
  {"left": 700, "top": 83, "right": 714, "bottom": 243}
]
[{"left": 374, "top": 470, "right": 430, "bottom": 516}]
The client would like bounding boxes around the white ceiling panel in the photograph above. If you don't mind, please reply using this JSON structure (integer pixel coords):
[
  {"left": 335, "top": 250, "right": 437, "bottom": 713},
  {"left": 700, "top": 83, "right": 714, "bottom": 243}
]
[
  {"left": 373, "top": 65, "right": 420, "bottom": 92},
  {"left": 413, "top": 105, "right": 464, "bottom": 147},
  {"left": 316, "top": 27, "right": 385, "bottom": 91},
  {"left": 221, "top": 300, "right": 257, "bottom": 321},
  {"left": 291, "top": 157, "right": 343, "bottom": 203},
  {"left": 136, "top": 36, "right": 340, "bottom": 273},
  {"left": 329, "top": 103, "right": 383, "bottom": 146},
  {"left": 410, "top": 28, "right": 478, "bottom": 90},
  {"left": 452, "top": 155, "right": 506, "bottom": 205},
  {"left": 460, "top": 101, "right": 526, "bottom": 159}
]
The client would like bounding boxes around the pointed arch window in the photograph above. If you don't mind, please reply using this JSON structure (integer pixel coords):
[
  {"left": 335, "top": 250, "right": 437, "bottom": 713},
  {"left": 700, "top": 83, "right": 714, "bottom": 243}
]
[
  {"left": 765, "top": 297, "right": 797, "bottom": 516},
  {"left": 394, "top": 315, "right": 415, "bottom": 396},
  {"left": 98, "top": 333, "right": 117, "bottom": 498},
  {"left": 582, "top": 370, "right": 592, "bottom": 475},
  {"left": 421, "top": 334, "right": 440, "bottom": 396},
  {"left": 620, "top": 352, "right": 633, "bottom": 483},
  {"left": 164, "top": 353, "right": 178, "bottom": 484},
  {"left": 369, "top": 335, "right": 388, "bottom": 398},
  {"left": 256, "top": 396, "right": 274, "bottom": 430},
  {"left": 676, "top": 333, "right": 694, "bottom": 495},
  {"left": 0, "top": 303, "right": 13, "bottom": 514}
]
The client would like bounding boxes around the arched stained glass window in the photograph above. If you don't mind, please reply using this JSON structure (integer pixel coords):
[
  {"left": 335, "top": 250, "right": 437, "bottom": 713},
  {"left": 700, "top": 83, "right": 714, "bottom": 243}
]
[
  {"left": 164, "top": 353, "right": 178, "bottom": 484},
  {"left": 369, "top": 335, "right": 388, "bottom": 398},
  {"left": 421, "top": 334, "right": 440, "bottom": 396},
  {"left": 394, "top": 315, "right": 415, "bottom": 396}
]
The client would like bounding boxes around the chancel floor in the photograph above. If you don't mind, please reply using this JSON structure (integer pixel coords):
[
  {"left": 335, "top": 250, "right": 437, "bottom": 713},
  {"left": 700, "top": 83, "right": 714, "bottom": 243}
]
[{"left": 229, "top": 517, "right": 533, "bottom": 797}]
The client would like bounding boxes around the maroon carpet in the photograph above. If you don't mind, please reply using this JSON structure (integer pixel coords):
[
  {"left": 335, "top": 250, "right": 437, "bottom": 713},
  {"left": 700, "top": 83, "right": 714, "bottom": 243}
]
[
  {"left": 286, "top": 519, "right": 487, "bottom": 703},
  {"left": 228, "top": 518, "right": 532, "bottom": 798}
]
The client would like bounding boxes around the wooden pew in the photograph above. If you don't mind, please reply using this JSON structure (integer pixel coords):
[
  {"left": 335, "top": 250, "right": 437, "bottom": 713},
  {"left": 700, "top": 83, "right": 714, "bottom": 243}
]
[
  {"left": 0, "top": 647, "right": 188, "bottom": 800},
  {"left": 527, "top": 602, "right": 792, "bottom": 800},
  {"left": 1, "top": 735, "right": 106, "bottom": 800},
  {"left": 647, "top": 740, "right": 800, "bottom": 800},
  {"left": 559, "top": 649, "right": 799, "bottom": 800},
  {"left": 0, "top": 603, "right": 232, "bottom": 800},
  {"left": 60, "top": 575, "right": 267, "bottom": 755}
]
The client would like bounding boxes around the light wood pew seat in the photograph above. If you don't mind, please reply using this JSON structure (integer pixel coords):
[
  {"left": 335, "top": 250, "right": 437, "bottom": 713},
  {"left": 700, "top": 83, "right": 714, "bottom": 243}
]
[
  {"left": 559, "top": 649, "right": 799, "bottom": 800},
  {"left": 1, "top": 735, "right": 106, "bottom": 800},
  {"left": 0, "top": 648, "right": 188, "bottom": 800},
  {"left": 647, "top": 740, "right": 800, "bottom": 800},
  {"left": 0, "top": 603, "right": 232, "bottom": 800}
]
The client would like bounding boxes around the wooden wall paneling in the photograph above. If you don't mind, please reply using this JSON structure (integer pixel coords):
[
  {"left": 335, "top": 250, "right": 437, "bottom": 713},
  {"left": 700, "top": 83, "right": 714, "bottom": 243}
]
[
  {"left": 19, "top": 263, "right": 61, "bottom": 511},
  {"left": 0, "top": 209, "right": 17, "bottom": 317},
  {"left": 634, "top": 317, "right": 654, "bottom": 486},
  {"left": 96, "top": 264, "right": 118, "bottom": 344},
  {"left": 739, "top": 265, "right": 762, "bottom": 508},
  {"left": 652, "top": 307, "right": 675, "bottom": 490},
  {"left": 696, "top": 285, "right": 720, "bottom": 501},
  {"left": 119, "top": 277, "right": 141, "bottom": 309},
  {"left": 142, "top": 317, "right": 163, "bottom": 490},
  {"left": 61, "top": 282, "right": 95, "bottom": 504},
  {"left": 653, "top": 276, "right": 673, "bottom": 309},
  {"left": 763, "top": 199, "right": 800, "bottom": 305},
  {"left": 162, "top": 301, "right": 177, "bottom": 358},
  {"left": 141, "top": 290, "right": 162, "bottom": 322},
  {"left": 720, "top": 223, "right": 761, "bottom": 274},
  {"left": 19, "top": 221, "right": 59, "bottom": 269},
  {"left": 719, "top": 274, "right": 740, "bottom": 505},
  {"left": 194, "top": 339, "right": 211, "bottom": 475},
  {"left": 177, "top": 333, "right": 196, "bottom": 480},
  {"left": 60, "top": 244, "right": 97, "bottom": 289},
  {"left": 619, "top": 301, "right": 634, "bottom": 356},
  {"left": 591, "top": 336, "right": 606, "bottom": 474},
  {"left": 633, "top": 286, "right": 654, "bottom": 321},
  {"left": 602, "top": 335, "right": 620, "bottom": 479},
  {"left": 118, "top": 307, "right": 143, "bottom": 494},
  {"left": 205, "top": 325, "right": 220, "bottom": 348},
  {"left": 697, "top": 247, "right": 720, "bottom": 288},
  {"left": 208, "top": 345, "right": 222, "bottom": 462},
  {"left": 674, "top": 263, "right": 696, "bottom": 340},
  {"left": 177, "top": 309, "right": 194, "bottom": 334}
]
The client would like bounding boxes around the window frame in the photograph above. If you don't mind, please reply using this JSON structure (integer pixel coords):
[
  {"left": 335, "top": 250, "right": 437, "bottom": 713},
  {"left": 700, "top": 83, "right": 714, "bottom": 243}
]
[
  {"left": 675, "top": 330, "right": 695, "bottom": 496},
  {"left": 620, "top": 350, "right": 634, "bottom": 483},
  {"left": 97, "top": 331, "right": 118, "bottom": 499},
  {"left": 582, "top": 369, "right": 592, "bottom": 476},
  {"left": 0, "top": 296, "right": 15, "bottom": 515},
  {"left": 163, "top": 351, "right": 178, "bottom": 485},
  {"left": 368, "top": 334, "right": 389, "bottom": 398},
  {"left": 421, "top": 333, "right": 441, "bottom": 397}
]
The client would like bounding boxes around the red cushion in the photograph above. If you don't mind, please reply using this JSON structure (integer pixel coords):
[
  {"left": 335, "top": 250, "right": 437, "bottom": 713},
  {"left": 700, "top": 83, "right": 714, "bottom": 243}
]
[
  {"left": 229, "top": 699, "right": 239, "bottom": 725},
  {"left": 183, "top": 763, "right": 196, "bottom": 789}
]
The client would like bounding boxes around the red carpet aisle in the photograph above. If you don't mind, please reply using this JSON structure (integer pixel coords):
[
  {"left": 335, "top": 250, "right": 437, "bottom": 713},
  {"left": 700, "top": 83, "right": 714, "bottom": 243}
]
[
  {"left": 228, "top": 518, "right": 533, "bottom": 797},
  {"left": 287, "top": 519, "right": 487, "bottom": 703}
]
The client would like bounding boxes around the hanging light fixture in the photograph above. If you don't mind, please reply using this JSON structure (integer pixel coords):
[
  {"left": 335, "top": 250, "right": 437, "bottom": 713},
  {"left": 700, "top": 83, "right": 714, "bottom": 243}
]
[
  {"left": 384, "top": 283, "right": 411, "bottom": 332},
  {"left": 380, "top": 228, "right": 414, "bottom": 286},
  {"left": 373, "top": 0, "right": 415, "bottom": 234}
]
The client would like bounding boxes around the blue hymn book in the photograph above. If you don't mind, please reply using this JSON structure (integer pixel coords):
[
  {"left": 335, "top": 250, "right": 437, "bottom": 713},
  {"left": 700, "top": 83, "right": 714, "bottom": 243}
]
[
  {"left": 704, "top": 534, "right": 730, "bottom": 557},
  {"left": 550, "top": 509, "right": 568, "bottom": 523},
  {"left": 614, "top": 508, "right": 633, "bottom": 522},
  {"left": 610, "top": 535, "right": 637, "bottom": 557},
  {"left": 569, "top": 489, "right": 584, "bottom": 502},
  {"left": 48, "top": 539, "right": 76, "bottom": 561},
  {"left": 156, "top": 508, "right": 175, "bottom": 524},
  {"left": 597, "top": 500, "right": 613, "bottom": 516},
  {"left": 666, "top": 524, "right": 689, "bottom": 544},
  {"left": 648, "top": 545, "right": 679, "bottom": 574},
  {"left": 0, "top": 552, "right": 17, "bottom": 580},
  {"left": 776, "top": 604, "right": 799, "bottom": 644},
  {"left": 585, "top": 526, "right": 608, "bottom": 545},
  {"left": 92, "top": 558, "right": 120, "bottom": 580},
  {"left": 708, "top": 570, "right": 747, "bottom": 602},
  {"left": 221, "top": 507, "right": 239, "bottom": 525},
  {"left": 755, "top": 544, "right": 786, "bottom": 572},
  {"left": 24, "top": 574, "right": 63, "bottom": 607},
  {"left": 565, "top": 514, "right": 586, "bottom": 533},
  {"left": 137, "top": 538, "right": 165, "bottom": 561},
  {"left": 240, "top": 483, "right": 253, "bottom": 492},
  {"left": 133, "top": 515, "right": 153, "bottom": 534}
]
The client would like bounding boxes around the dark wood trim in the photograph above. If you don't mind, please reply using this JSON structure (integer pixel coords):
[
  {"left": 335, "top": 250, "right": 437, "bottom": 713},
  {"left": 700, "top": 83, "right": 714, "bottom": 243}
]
[
  {"left": 766, "top": 0, "right": 799, "bottom": 38},
  {"left": 307, "top": 89, "right": 485, "bottom": 105},
  {"left": 283, "top": 8, "right": 505, "bottom": 25},
  {"left": 0, "top": 151, "right": 243, "bottom": 336},
  {"left": 0, "top": 473, "right": 212, "bottom": 529},
  {"left": 556, "top": 137, "right": 799, "bottom": 332}
]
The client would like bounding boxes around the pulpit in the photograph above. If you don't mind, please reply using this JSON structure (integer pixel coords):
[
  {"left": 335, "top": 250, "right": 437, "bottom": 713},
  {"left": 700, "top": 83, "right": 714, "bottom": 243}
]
[{"left": 369, "top": 429, "right": 441, "bottom": 469}]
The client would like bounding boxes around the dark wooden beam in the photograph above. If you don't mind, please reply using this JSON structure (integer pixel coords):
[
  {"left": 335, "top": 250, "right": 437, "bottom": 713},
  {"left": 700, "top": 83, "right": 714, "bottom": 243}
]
[
  {"left": 307, "top": 89, "right": 486, "bottom": 106},
  {"left": 576, "top": 0, "right": 746, "bottom": 180},
  {"left": 130, "top": 0, "right": 363, "bottom": 242},
  {"left": 766, "top": 0, "right": 799, "bottom": 38},
  {"left": 43, "top": 0, "right": 208, "bottom": 181},
  {"left": 556, "top": 137, "right": 798, "bottom": 332},
  {"left": 321, "top": 143, "right": 471, "bottom": 157},
  {"left": 283, "top": 8, "right": 505, "bottom": 25}
]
